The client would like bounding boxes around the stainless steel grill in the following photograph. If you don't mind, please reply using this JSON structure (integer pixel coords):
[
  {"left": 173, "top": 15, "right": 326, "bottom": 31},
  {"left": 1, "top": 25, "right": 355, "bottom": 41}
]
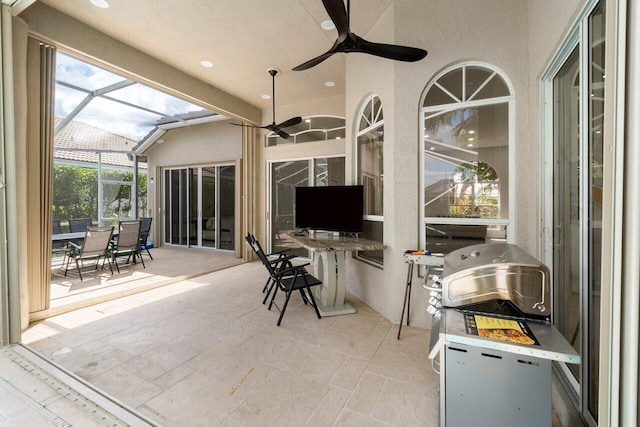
[{"left": 440, "top": 243, "right": 550, "bottom": 322}]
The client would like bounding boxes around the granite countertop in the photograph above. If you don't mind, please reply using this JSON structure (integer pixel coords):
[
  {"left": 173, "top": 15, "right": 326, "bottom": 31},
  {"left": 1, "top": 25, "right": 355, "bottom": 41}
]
[{"left": 285, "top": 231, "right": 386, "bottom": 252}]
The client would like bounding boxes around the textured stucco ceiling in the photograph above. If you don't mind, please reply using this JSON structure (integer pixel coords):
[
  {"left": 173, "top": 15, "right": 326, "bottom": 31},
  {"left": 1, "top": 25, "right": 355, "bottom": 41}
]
[{"left": 34, "top": 0, "right": 397, "bottom": 113}]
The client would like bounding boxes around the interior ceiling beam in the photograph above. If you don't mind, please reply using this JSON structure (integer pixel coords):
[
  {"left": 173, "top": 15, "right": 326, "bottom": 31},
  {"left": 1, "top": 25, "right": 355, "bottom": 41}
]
[{"left": 21, "top": 3, "right": 261, "bottom": 123}]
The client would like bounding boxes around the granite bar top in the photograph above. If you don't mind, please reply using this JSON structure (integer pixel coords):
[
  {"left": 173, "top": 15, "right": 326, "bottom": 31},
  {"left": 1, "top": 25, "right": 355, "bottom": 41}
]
[{"left": 285, "top": 231, "right": 386, "bottom": 252}]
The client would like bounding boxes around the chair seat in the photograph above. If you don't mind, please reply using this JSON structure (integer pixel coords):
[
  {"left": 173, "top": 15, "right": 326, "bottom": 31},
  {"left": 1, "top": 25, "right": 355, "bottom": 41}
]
[
  {"left": 245, "top": 233, "right": 322, "bottom": 326},
  {"left": 280, "top": 272, "right": 322, "bottom": 289}
]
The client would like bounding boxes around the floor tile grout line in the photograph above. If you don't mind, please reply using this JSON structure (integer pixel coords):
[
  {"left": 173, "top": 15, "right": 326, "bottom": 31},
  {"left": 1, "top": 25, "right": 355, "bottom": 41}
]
[
  {"left": 12, "top": 345, "right": 158, "bottom": 426},
  {"left": 0, "top": 375, "right": 72, "bottom": 427}
]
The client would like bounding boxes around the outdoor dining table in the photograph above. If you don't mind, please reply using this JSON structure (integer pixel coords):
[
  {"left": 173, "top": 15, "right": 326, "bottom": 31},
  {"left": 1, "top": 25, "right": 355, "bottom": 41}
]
[{"left": 52, "top": 229, "right": 119, "bottom": 243}]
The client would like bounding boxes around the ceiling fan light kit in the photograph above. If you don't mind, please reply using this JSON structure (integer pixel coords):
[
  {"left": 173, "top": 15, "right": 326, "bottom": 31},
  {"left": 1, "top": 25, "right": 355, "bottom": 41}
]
[
  {"left": 293, "top": 0, "right": 428, "bottom": 71},
  {"left": 230, "top": 69, "right": 302, "bottom": 139}
]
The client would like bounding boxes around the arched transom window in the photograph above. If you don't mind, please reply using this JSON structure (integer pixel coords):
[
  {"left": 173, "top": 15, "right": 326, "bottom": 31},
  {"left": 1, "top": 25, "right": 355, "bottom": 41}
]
[{"left": 420, "top": 63, "right": 514, "bottom": 254}]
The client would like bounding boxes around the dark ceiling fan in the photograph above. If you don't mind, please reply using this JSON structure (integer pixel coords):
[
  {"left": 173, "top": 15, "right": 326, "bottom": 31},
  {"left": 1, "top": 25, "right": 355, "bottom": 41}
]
[
  {"left": 231, "top": 69, "right": 301, "bottom": 139},
  {"left": 293, "top": 0, "right": 428, "bottom": 71}
]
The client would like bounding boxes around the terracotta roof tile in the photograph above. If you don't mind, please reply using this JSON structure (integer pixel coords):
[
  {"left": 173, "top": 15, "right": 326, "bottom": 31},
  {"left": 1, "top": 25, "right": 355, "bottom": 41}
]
[{"left": 54, "top": 118, "right": 147, "bottom": 169}]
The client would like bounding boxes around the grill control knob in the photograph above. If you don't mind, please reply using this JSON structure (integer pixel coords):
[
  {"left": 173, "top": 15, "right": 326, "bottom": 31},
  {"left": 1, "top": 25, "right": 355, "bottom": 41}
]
[{"left": 427, "top": 305, "right": 439, "bottom": 316}]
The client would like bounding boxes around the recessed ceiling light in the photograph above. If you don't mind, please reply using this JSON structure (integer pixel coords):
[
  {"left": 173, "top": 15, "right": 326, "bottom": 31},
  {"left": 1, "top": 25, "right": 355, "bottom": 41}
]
[
  {"left": 467, "top": 143, "right": 474, "bottom": 147},
  {"left": 468, "top": 130, "right": 475, "bottom": 134},
  {"left": 321, "top": 20, "right": 335, "bottom": 30},
  {"left": 336, "top": 136, "right": 341, "bottom": 139},
  {"left": 200, "top": 60, "right": 213, "bottom": 68},
  {"left": 261, "top": 94, "right": 271, "bottom": 99},
  {"left": 467, "top": 137, "right": 474, "bottom": 141},
  {"left": 305, "top": 119, "right": 311, "bottom": 123},
  {"left": 325, "top": 81, "right": 335, "bottom": 87},
  {"left": 90, "top": 0, "right": 109, "bottom": 8},
  {"left": 430, "top": 147, "right": 436, "bottom": 151},
  {"left": 425, "top": 134, "right": 430, "bottom": 138}
]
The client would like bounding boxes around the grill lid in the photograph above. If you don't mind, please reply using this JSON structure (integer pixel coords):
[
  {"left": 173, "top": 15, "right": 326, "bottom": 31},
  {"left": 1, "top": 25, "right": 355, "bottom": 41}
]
[{"left": 441, "top": 243, "right": 550, "bottom": 321}]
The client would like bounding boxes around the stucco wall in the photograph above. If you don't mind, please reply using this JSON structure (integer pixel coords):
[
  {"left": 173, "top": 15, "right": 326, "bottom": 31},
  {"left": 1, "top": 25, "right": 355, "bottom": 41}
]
[
  {"left": 340, "top": 0, "right": 590, "bottom": 328},
  {"left": 346, "top": 0, "right": 532, "bottom": 328},
  {"left": 147, "top": 119, "right": 243, "bottom": 168},
  {"left": 145, "top": 119, "right": 243, "bottom": 247}
]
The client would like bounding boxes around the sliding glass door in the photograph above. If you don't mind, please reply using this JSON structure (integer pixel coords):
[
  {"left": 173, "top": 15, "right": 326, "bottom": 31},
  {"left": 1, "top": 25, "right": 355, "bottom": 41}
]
[
  {"left": 164, "top": 165, "right": 235, "bottom": 250},
  {"left": 546, "top": 1, "right": 605, "bottom": 423}
]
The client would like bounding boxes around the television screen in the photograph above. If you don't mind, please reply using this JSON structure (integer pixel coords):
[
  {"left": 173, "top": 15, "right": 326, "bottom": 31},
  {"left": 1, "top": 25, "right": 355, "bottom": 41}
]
[{"left": 295, "top": 185, "right": 364, "bottom": 233}]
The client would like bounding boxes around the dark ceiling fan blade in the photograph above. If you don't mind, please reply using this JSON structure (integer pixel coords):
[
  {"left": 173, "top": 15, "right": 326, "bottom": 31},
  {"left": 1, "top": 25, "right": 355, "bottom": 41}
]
[
  {"left": 276, "top": 129, "right": 291, "bottom": 139},
  {"left": 292, "top": 48, "right": 338, "bottom": 71},
  {"left": 276, "top": 116, "right": 302, "bottom": 129},
  {"left": 230, "top": 122, "right": 267, "bottom": 129},
  {"left": 295, "top": 0, "right": 428, "bottom": 71},
  {"left": 322, "top": 0, "right": 349, "bottom": 39},
  {"left": 355, "top": 35, "right": 428, "bottom": 62}
]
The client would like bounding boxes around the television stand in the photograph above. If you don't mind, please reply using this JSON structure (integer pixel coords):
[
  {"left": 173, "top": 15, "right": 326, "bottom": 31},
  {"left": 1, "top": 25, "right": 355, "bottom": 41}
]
[{"left": 286, "top": 231, "right": 386, "bottom": 316}]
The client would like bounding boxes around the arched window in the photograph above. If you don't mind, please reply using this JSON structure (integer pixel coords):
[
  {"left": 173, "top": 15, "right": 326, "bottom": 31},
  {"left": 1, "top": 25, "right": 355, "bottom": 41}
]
[
  {"left": 420, "top": 63, "right": 513, "bottom": 254},
  {"left": 356, "top": 95, "right": 384, "bottom": 265},
  {"left": 266, "top": 115, "right": 345, "bottom": 146}
]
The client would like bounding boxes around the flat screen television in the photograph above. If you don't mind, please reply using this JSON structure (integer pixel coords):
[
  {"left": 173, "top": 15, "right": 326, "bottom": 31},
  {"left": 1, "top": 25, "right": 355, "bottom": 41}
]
[{"left": 295, "top": 185, "right": 364, "bottom": 233}]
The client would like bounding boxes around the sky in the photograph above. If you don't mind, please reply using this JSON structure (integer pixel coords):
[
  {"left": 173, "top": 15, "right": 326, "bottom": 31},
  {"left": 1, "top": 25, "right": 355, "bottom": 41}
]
[{"left": 55, "top": 52, "right": 208, "bottom": 141}]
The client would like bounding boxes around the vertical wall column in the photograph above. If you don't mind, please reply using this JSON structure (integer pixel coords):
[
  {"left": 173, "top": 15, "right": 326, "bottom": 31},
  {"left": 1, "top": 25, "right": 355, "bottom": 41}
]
[
  {"left": 619, "top": 0, "right": 640, "bottom": 423},
  {"left": 241, "top": 126, "right": 256, "bottom": 261},
  {"left": 0, "top": 5, "right": 20, "bottom": 344}
]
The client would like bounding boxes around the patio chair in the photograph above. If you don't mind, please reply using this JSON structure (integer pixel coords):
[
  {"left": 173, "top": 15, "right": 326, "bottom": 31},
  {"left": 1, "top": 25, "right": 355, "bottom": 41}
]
[
  {"left": 52, "top": 219, "right": 62, "bottom": 234},
  {"left": 68, "top": 218, "right": 94, "bottom": 233},
  {"left": 64, "top": 226, "right": 114, "bottom": 281},
  {"left": 244, "top": 234, "right": 297, "bottom": 304},
  {"left": 139, "top": 217, "right": 153, "bottom": 260},
  {"left": 111, "top": 220, "right": 145, "bottom": 273},
  {"left": 249, "top": 236, "right": 322, "bottom": 326},
  {"left": 52, "top": 219, "right": 66, "bottom": 250}
]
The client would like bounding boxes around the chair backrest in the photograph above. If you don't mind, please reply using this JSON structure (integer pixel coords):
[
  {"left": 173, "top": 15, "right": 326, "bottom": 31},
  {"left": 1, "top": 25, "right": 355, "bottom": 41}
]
[
  {"left": 140, "top": 217, "right": 153, "bottom": 242},
  {"left": 69, "top": 218, "right": 93, "bottom": 233},
  {"left": 249, "top": 236, "right": 279, "bottom": 277},
  {"left": 117, "top": 220, "right": 142, "bottom": 250},
  {"left": 52, "top": 219, "right": 62, "bottom": 235},
  {"left": 81, "top": 226, "right": 113, "bottom": 257}
]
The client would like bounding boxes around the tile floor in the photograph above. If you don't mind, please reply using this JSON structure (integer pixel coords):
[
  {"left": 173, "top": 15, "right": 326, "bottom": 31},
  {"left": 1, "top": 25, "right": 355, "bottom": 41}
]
[
  {"left": 24, "top": 261, "right": 440, "bottom": 426},
  {"left": 48, "top": 247, "right": 242, "bottom": 314},
  {"left": 20, "top": 261, "right": 576, "bottom": 426}
]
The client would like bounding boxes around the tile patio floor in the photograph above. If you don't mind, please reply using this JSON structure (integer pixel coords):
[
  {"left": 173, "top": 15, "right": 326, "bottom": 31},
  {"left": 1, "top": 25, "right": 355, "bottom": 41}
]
[
  {"left": 24, "top": 261, "right": 441, "bottom": 426},
  {"left": 15, "top": 261, "right": 577, "bottom": 426}
]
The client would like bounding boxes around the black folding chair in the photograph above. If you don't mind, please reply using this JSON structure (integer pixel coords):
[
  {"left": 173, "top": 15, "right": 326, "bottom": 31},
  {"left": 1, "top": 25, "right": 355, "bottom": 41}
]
[
  {"left": 68, "top": 218, "right": 93, "bottom": 233},
  {"left": 249, "top": 236, "right": 322, "bottom": 326},
  {"left": 139, "top": 217, "right": 153, "bottom": 260},
  {"left": 245, "top": 233, "right": 297, "bottom": 304}
]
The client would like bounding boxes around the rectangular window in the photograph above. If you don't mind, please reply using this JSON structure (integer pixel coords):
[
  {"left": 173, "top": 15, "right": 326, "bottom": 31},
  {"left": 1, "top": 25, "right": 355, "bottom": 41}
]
[
  {"left": 269, "top": 157, "right": 346, "bottom": 257},
  {"left": 356, "top": 95, "right": 384, "bottom": 265}
]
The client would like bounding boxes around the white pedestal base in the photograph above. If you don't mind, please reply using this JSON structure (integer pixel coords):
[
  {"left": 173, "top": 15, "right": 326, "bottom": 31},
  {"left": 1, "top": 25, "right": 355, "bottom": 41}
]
[{"left": 313, "top": 250, "right": 355, "bottom": 316}]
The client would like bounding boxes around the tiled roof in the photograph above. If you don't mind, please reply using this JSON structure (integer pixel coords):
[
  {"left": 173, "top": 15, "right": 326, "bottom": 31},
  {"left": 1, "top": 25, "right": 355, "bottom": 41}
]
[{"left": 54, "top": 118, "right": 147, "bottom": 169}]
